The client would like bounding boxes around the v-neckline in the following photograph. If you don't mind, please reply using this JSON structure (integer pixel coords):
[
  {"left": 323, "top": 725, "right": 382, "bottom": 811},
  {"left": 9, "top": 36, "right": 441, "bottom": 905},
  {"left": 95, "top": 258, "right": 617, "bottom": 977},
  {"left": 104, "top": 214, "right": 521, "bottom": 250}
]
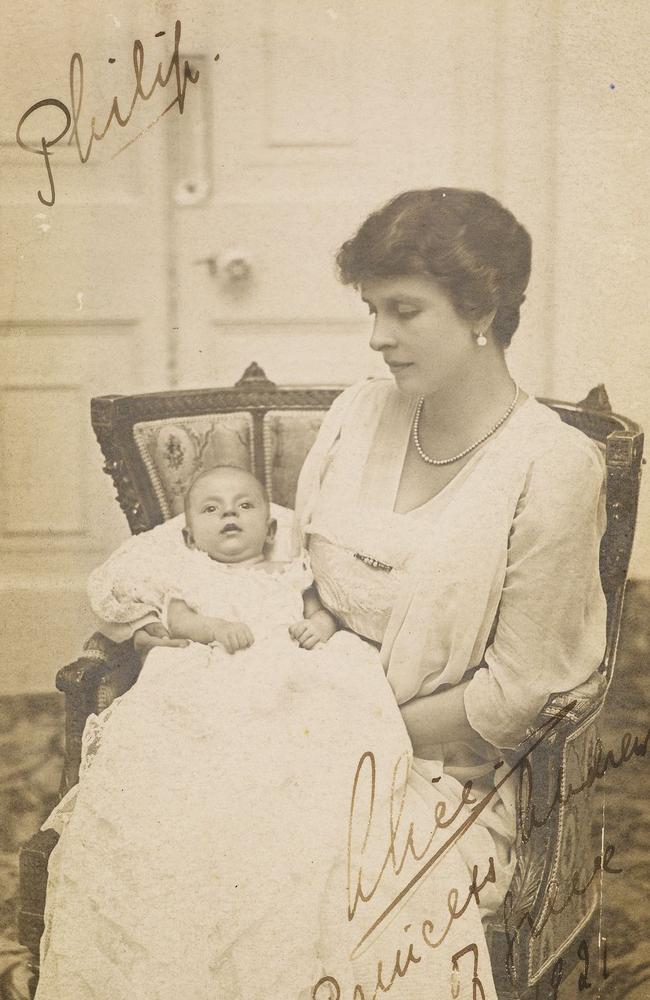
[{"left": 387, "top": 393, "right": 536, "bottom": 516}]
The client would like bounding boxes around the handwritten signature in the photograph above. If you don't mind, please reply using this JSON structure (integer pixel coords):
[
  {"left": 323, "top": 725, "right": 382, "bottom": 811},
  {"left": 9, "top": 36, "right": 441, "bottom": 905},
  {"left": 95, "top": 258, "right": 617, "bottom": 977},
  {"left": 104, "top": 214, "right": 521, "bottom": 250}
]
[
  {"left": 347, "top": 749, "right": 478, "bottom": 923},
  {"left": 347, "top": 705, "right": 576, "bottom": 965},
  {"left": 502, "top": 841, "right": 622, "bottom": 978},
  {"left": 518, "top": 724, "right": 650, "bottom": 843},
  {"left": 16, "top": 20, "right": 206, "bottom": 206},
  {"left": 313, "top": 707, "right": 646, "bottom": 999}
]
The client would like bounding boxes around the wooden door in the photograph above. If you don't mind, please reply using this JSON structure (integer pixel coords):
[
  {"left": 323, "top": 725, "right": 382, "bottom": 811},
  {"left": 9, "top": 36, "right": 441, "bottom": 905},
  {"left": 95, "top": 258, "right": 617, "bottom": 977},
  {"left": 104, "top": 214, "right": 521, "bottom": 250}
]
[
  {"left": 2, "top": 2, "right": 171, "bottom": 691},
  {"left": 170, "top": 0, "right": 557, "bottom": 393}
]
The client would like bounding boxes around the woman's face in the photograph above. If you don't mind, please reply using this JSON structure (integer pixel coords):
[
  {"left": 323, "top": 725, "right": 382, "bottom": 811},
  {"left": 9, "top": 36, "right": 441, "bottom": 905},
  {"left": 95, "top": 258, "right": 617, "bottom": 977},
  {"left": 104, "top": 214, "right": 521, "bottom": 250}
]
[{"left": 360, "top": 275, "right": 477, "bottom": 397}]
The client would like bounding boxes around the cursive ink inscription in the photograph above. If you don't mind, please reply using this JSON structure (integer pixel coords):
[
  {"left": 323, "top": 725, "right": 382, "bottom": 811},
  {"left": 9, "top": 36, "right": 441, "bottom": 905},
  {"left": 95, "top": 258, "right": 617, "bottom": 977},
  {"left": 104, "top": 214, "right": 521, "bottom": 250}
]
[
  {"left": 502, "top": 842, "right": 622, "bottom": 979},
  {"left": 315, "top": 711, "right": 647, "bottom": 999},
  {"left": 518, "top": 725, "right": 650, "bottom": 843},
  {"left": 312, "top": 858, "right": 496, "bottom": 999},
  {"left": 529, "top": 934, "right": 610, "bottom": 1000},
  {"left": 451, "top": 943, "right": 486, "bottom": 1000},
  {"left": 348, "top": 703, "right": 576, "bottom": 962},
  {"left": 347, "top": 749, "right": 477, "bottom": 922},
  {"left": 312, "top": 704, "right": 576, "bottom": 999},
  {"left": 16, "top": 19, "right": 201, "bottom": 206}
]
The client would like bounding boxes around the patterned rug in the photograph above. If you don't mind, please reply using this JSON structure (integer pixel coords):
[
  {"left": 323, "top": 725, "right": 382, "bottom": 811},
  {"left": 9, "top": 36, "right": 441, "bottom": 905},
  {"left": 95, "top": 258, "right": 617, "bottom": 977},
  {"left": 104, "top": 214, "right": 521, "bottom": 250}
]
[
  {"left": 0, "top": 695, "right": 64, "bottom": 999},
  {"left": 1, "top": 585, "right": 648, "bottom": 999},
  {"left": 588, "top": 581, "right": 650, "bottom": 998}
]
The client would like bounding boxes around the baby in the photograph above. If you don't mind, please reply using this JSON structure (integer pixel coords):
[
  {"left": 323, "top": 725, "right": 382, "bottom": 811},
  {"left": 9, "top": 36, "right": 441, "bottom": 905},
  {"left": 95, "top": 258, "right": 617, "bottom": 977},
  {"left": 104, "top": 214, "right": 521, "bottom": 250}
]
[
  {"left": 164, "top": 464, "right": 338, "bottom": 652},
  {"left": 92, "top": 463, "right": 341, "bottom": 661},
  {"left": 77, "top": 463, "right": 415, "bottom": 1000}
]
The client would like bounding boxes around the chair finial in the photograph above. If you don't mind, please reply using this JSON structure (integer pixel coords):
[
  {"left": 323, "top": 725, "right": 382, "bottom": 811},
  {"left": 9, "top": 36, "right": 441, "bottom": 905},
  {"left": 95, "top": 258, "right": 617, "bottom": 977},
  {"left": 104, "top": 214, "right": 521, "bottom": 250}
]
[
  {"left": 577, "top": 384, "right": 612, "bottom": 412},
  {"left": 235, "top": 362, "right": 276, "bottom": 387}
]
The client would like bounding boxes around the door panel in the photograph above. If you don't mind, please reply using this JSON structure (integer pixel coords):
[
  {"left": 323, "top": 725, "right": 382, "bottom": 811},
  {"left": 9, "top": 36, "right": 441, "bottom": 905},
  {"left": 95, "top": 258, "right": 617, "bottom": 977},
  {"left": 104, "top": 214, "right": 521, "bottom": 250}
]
[
  {"left": 2, "top": 2, "right": 170, "bottom": 692},
  {"left": 171, "top": 0, "right": 556, "bottom": 393}
]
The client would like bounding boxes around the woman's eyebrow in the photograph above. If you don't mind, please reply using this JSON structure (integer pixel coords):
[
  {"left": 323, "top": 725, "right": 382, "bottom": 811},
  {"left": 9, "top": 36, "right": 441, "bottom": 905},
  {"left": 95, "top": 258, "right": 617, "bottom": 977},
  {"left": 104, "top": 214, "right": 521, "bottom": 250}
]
[
  {"left": 387, "top": 295, "right": 424, "bottom": 305},
  {"left": 361, "top": 294, "right": 424, "bottom": 306}
]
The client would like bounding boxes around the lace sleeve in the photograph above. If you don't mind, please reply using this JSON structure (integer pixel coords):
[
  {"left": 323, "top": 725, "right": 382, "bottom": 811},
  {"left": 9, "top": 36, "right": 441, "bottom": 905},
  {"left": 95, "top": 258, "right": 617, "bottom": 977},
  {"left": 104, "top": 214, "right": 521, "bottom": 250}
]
[{"left": 87, "top": 515, "right": 187, "bottom": 627}]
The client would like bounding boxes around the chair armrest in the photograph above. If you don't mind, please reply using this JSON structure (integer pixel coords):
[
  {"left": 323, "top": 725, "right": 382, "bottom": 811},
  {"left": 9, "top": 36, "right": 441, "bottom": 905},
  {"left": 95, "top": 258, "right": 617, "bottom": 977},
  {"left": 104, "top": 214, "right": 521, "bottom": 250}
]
[
  {"left": 534, "top": 671, "right": 607, "bottom": 747},
  {"left": 56, "top": 632, "right": 141, "bottom": 794},
  {"left": 488, "top": 684, "right": 606, "bottom": 996},
  {"left": 56, "top": 631, "right": 130, "bottom": 694}
]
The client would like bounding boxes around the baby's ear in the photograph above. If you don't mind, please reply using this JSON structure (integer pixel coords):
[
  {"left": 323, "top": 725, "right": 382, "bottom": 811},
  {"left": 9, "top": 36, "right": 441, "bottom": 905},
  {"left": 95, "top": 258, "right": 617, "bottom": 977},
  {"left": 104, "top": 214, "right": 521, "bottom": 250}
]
[
  {"left": 265, "top": 517, "right": 278, "bottom": 546},
  {"left": 182, "top": 525, "right": 195, "bottom": 549}
]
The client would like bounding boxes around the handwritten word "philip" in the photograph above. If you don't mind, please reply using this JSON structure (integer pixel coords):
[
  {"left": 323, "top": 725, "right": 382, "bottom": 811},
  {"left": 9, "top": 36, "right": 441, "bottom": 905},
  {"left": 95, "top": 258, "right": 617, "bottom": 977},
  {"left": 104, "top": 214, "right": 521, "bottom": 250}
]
[{"left": 16, "top": 20, "right": 202, "bottom": 206}]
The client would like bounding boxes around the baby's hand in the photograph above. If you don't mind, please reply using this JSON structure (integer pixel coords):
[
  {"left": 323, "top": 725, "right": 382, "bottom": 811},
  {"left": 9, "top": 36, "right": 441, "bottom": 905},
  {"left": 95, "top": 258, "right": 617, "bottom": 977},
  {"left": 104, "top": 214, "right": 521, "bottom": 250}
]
[
  {"left": 289, "top": 620, "right": 322, "bottom": 649},
  {"left": 289, "top": 610, "right": 336, "bottom": 650},
  {"left": 211, "top": 619, "right": 255, "bottom": 654}
]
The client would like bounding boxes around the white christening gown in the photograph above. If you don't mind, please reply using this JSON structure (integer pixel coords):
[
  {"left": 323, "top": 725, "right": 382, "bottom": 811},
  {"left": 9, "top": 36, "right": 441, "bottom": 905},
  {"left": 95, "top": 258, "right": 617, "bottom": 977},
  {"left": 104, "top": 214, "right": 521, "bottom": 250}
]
[{"left": 37, "top": 548, "right": 504, "bottom": 1000}]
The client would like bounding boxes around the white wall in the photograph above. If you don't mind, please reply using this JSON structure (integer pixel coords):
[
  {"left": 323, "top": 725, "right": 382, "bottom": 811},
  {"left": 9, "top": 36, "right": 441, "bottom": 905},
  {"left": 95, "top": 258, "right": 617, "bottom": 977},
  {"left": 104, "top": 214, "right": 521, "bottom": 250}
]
[{"left": 551, "top": 2, "right": 649, "bottom": 576}]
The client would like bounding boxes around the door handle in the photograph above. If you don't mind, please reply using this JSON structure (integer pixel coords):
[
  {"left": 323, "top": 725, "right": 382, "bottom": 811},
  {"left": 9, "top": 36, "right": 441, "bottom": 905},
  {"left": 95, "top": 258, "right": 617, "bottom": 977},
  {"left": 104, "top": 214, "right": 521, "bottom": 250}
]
[
  {"left": 193, "top": 256, "right": 218, "bottom": 277},
  {"left": 222, "top": 252, "right": 252, "bottom": 282},
  {"left": 192, "top": 252, "right": 252, "bottom": 283}
]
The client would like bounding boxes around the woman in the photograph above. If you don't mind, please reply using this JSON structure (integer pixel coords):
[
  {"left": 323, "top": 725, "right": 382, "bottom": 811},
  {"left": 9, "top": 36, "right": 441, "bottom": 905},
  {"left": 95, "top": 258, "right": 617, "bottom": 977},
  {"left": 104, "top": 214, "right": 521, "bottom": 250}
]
[{"left": 36, "top": 188, "right": 607, "bottom": 1000}]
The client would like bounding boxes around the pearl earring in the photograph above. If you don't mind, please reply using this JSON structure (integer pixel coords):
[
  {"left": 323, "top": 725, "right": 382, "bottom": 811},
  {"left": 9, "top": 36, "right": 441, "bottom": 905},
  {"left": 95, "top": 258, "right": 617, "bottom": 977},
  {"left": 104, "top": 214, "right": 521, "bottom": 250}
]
[{"left": 476, "top": 332, "right": 487, "bottom": 347}]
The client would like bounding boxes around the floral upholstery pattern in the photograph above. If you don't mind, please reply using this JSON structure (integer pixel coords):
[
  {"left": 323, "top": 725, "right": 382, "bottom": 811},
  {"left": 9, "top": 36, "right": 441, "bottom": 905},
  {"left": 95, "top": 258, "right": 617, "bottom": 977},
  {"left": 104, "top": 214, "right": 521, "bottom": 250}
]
[
  {"left": 262, "top": 410, "right": 329, "bottom": 507},
  {"left": 133, "top": 414, "right": 255, "bottom": 518},
  {"left": 132, "top": 409, "right": 330, "bottom": 518}
]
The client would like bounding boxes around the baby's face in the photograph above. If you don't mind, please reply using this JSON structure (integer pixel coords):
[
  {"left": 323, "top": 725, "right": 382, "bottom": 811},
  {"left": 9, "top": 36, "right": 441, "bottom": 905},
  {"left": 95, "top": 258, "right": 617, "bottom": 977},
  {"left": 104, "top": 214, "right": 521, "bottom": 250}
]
[{"left": 184, "top": 468, "right": 273, "bottom": 563}]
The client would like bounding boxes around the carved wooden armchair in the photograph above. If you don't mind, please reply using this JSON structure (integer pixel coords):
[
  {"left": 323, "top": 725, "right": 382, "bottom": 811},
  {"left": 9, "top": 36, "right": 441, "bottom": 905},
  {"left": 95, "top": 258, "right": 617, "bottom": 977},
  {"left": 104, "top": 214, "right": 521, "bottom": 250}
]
[{"left": 18, "top": 363, "right": 643, "bottom": 999}]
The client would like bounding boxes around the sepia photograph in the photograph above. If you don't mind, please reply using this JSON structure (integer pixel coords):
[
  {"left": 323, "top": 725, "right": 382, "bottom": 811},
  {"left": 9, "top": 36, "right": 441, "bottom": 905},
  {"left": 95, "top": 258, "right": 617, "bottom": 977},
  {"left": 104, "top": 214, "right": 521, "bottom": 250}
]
[{"left": 1, "top": 2, "right": 648, "bottom": 998}]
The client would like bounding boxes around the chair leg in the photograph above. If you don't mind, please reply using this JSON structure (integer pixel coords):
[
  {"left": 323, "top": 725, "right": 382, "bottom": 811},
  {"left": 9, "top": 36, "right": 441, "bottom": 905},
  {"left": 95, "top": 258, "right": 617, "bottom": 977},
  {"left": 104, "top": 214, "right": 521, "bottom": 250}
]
[
  {"left": 495, "top": 978, "right": 521, "bottom": 1000},
  {"left": 27, "top": 953, "right": 39, "bottom": 999}
]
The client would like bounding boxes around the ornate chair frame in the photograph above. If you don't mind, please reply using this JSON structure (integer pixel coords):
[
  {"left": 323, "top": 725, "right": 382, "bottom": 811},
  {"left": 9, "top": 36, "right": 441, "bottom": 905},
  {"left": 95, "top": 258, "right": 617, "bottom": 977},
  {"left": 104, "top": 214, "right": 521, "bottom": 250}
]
[{"left": 18, "top": 364, "right": 643, "bottom": 999}]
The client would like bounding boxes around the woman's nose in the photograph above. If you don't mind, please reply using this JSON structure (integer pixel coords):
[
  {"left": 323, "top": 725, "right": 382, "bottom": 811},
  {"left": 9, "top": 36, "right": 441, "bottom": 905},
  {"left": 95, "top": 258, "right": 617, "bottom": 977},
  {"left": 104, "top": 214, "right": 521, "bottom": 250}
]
[{"left": 369, "top": 315, "right": 398, "bottom": 353}]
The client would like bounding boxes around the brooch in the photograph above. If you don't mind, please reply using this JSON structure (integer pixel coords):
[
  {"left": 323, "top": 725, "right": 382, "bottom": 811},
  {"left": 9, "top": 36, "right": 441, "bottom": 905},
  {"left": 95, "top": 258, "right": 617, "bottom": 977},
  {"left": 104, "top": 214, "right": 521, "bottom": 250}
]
[{"left": 354, "top": 552, "right": 394, "bottom": 572}]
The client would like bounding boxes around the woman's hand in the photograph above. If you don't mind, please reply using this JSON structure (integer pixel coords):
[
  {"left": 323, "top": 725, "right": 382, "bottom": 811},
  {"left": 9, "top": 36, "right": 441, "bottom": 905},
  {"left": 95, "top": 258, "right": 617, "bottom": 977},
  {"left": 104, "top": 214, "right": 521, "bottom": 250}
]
[{"left": 133, "top": 621, "right": 190, "bottom": 656}]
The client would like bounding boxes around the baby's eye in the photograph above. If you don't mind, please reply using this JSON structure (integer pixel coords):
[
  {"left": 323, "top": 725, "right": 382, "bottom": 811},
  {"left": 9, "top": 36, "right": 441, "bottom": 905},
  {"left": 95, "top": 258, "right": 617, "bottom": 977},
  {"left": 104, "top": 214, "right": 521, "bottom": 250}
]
[
  {"left": 203, "top": 504, "right": 217, "bottom": 514},
  {"left": 240, "top": 501, "right": 253, "bottom": 510}
]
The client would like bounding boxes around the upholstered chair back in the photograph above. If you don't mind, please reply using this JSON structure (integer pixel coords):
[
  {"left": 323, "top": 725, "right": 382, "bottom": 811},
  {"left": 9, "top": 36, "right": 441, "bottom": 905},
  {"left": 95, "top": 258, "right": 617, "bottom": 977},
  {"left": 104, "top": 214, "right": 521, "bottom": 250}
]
[
  {"left": 92, "top": 364, "right": 340, "bottom": 530},
  {"left": 131, "top": 403, "right": 328, "bottom": 517}
]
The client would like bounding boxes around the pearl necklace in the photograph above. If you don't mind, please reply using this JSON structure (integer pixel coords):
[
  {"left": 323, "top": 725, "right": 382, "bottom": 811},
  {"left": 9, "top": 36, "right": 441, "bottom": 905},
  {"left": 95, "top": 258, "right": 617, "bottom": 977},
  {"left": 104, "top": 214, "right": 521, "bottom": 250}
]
[{"left": 412, "top": 383, "right": 520, "bottom": 466}]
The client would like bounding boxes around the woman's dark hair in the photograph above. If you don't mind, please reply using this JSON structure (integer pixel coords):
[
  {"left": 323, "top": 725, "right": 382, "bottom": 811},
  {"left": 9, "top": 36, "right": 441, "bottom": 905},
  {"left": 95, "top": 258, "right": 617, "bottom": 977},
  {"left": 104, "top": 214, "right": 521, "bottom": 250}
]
[{"left": 336, "top": 188, "right": 532, "bottom": 347}]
